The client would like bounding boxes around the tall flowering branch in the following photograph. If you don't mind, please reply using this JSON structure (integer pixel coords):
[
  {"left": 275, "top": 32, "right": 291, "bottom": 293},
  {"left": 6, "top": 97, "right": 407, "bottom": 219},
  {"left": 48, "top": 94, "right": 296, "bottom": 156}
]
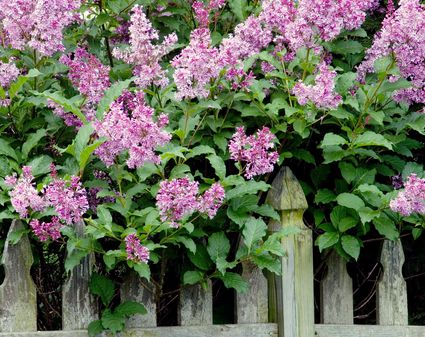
[
  {"left": 94, "top": 91, "right": 171, "bottom": 168},
  {"left": 229, "top": 127, "right": 279, "bottom": 179},
  {"left": 390, "top": 174, "right": 425, "bottom": 216},
  {"left": 113, "top": 5, "right": 177, "bottom": 88}
]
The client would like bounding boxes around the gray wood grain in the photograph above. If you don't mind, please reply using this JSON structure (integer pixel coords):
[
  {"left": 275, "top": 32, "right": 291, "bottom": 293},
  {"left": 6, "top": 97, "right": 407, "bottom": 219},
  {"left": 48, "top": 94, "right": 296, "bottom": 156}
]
[
  {"left": 0, "top": 323, "right": 278, "bottom": 337},
  {"left": 0, "top": 220, "right": 37, "bottom": 332},
  {"left": 178, "top": 281, "right": 212, "bottom": 326},
  {"left": 62, "top": 221, "right": 98, "bottom": 330},
  {"left": 120, "top": 272, "right": 157, "bottom": 327},
  {"left": 315, "top": 324, "right": 425, "bottom": 337},
  {"left": 320, "top": 251, "right": 353, "bottom": 324},
  {"left": 377, "top": 239, "right": 408, "bottom": 325},
  {"left": 266, "top": 167, "right": 313, "bottom": 337},
  {"left": 236, "top": 260, "right": 268, "bottom": 323}
]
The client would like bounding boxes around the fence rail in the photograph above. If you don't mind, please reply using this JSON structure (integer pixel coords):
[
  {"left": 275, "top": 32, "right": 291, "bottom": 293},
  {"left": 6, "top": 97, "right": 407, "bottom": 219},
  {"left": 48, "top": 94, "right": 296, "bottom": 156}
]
[{"left": 0, "top": 166, "right": 423, "bottom": 337}]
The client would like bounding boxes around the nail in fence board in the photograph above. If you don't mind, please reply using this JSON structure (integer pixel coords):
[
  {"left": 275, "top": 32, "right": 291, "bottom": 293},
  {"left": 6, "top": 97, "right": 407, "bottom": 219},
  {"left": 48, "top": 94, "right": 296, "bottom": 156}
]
[
  {"left": 266, "top": 167, "right": 313, "bottom": 337},
  {"left": 377, "top": 239, "right": 408, "bottom": 325},
  {"left": 62, "top": 221, "right": 98, "bottom": 330},
  {"left": 0, "top": 220, "right": 37, "bottom": 332},
  {"left": 121, "top": 272, "right": 157, "bottom": 327},
  {"left": 178, "top": 281, "right": 213, "bottom": 326},
  {"left": 320, "top": 251, "right": 353, "bottom": 324}
]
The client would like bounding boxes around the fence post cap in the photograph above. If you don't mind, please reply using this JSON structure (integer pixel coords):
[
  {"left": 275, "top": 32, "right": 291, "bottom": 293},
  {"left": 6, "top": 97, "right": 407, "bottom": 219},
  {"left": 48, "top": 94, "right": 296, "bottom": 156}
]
[{"left": 266, "top": 166, "right": 308, "bottom": 211}]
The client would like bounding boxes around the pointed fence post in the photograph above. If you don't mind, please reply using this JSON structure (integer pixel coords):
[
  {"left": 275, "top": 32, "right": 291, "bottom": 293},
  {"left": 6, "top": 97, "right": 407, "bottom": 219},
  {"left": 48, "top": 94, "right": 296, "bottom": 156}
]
[
  {"left": 178, "top": 281, "right": 213, "bottom": 326},
  {"left": 320, "top": 251, "right": 353, "bottom": 324},
  {"left": 121, "top": 271, "right": 157, "bottom": 327},
  {"left": 62, "top": 221, "right": 98, "bottom": 330},
  {"left": 0, "top": 220, "right": 37, "bottom": 332},
  {"left": 266, "top": 167, "right": 313, "bottom": 337},
  {"left": 377, "top": 239, "right": 408, "bottom": 325}
]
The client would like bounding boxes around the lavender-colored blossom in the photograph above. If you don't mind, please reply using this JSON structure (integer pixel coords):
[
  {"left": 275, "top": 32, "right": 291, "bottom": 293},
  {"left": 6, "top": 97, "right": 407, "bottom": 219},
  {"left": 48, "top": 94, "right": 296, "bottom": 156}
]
[
  {"left": 60, "top": 48, "right": 110, "bottom": 104},
  {"left": 357, "top": 0, "right": 425, "bottom": 105},
  {"left": 30, "top": 217, "right": 62, "bottom": 241},
  {"left": 0, "top": 60, "right": 19, "bottom": 88},
  {"left": 229, "top": 127, "right": 279, "bottom": 179},
  {"left": 172, "top": 28, "right": 220, "bottom": 100},
  {"left": 94, "top": 91, "right": 171, "bottom": 168},
  {"left": 198, "top": 182, "right": 225, "bottom": 218},
  {"left": 390, "top": 174, "right": 425, "bottom": 216},
  {"left": 48, "top": 100, "right": 83, "bottom": 128},
  {"left": 156, "top": 177, "right": 200, "bottom": 227},
  {"left": 292, "top": 62, "right": 342, "bottom": 109},
  {"left": 5, "top": 166, "right": 45, "bottom": 218},
  {"left": 112, "top": 5, "right": 177, "bottom": 88},
  {"left": 125, "top": 234, "right": 150, "bottom": 263},
  {"left": 44, "top": 175, "right": 89, "bottom": 225}
]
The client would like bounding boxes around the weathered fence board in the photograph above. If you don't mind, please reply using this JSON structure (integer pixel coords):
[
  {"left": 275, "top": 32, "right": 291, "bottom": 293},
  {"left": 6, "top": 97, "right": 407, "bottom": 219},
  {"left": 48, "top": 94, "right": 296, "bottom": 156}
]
[
  {"left": 0, "top": 220, "right": 37, "bottom": 332},
  {"left": 0, "top": 323, "right": 279, "bottom": 337},
  {"left": 120, "top": 272, "right": 157, "bottom": 327},
  {"left": 266, "top": 167, "right": 313, "bottom": 337},
  {"left": 62, "top": 221, "right": 98, "bottom": 330},
  {"left": 320, "top": 251, "right": 353, "bottom": 324},
  {"left": 377, "top": 239, "right": 408, "bottom": 325},
  {"left": 315, "top": 324, "right": 425, "bottom": 337},
  {"left": 178, "top": 281, "right": 212, "bottom": 326},
  {"left": 236, "top": 260, "right": 268, "bottom": 323}
]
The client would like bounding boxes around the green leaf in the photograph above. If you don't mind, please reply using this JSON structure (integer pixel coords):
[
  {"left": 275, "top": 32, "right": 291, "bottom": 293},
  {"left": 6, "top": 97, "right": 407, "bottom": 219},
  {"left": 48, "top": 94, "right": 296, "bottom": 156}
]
[
  {"left": 115, "top": 301, "right": 147, "bottom": 317},
  {"left": 43, "top": 91, "right": 87, "bottom": 123},
  {"left": 341, "top": 235, "right": 360, "bottom": 260},
  {"left": 316, "top": 232, "right": 339, "bottom": 252},
  {"left": 75, "top": 124, "right": 94, "bottom": 160},
  {"left": 183, "top": 270, "right": 204, "bottom": 285},
  {"left": 229, "top": 0, "right": 247, "bottom": 21},
  {"left": 338, "top": 217, "right": 358, "bottom": 232},
  {"left": 101, "top": 309, "right": 125, "bottom": 334},
  {"left": 89, "top": 273, "right": 116, "bottom": 306},
  {"left": 251, "top": 254, "right": 281, "bottom": 274},
  {"left": 242, "top": 217, "right": 267, "bottom": 252},
  {"left": 207, "top": 154, "right": 226, "bottom": 180},
  {"left": 339, "top": 162, "right": 356, "bottom": 184},
  {"left": 336, "top": 193, "right": 365, "bottom": 210},
  {"left": 226, "top": 181, "right": 269, "bottom": 200},
  {"left": 174, "top": 236, "right": 196, "bottom": 254},
  {"left": 219, "top": 272, "right": 248, "bottom": 293},
  {"left": 373, "top": 214, "right": 399, "bottom": 240},
  {"left": 133, "top": 262, "right": 151, "bottom": 280},
  {"left": 22, "top": 129, "right": 47, "bottom": 160},
  {"left": 64, "top": 249, "right": 89, "bottom": 272},
  {"left": 207, "top": 232, "right": 230, "bottom": 262},
  {"left": 358, "top": 207, "right": 380, "bottom": 224},
  {"left": 252, "top": 204, "right": 280, "bottom": 221},
  {"left": 326, "top": 40, "right": 364, "bottom": 55},
  {"left": 353, "top": 131, "right": 393, "bottom": 150},
  {"left": 88, "top": 320, "right": 104, "bottom": 337},
  {"left": 79, "top": 140, "right": 104, "bottom": 172},
  {"left": 0, "top": 138, "right": 18, "bottom": 161},
  {"left": 27, "top": 155, "right": 53, "bottom": 176},
  {"left": 320, "top": 133, "right": 347, "bottom": 147},
  {"left": 314, "top": 189, "right": 336, "bottom": 204},
  {"left": 97, "top": 78, "right": 133, "bottom": 119},
  {"left": 186, "top": 145, "right": 215, "bottom": 159},
  {"left": 188, "top": 244, "right": 213, "bottom": 271}
]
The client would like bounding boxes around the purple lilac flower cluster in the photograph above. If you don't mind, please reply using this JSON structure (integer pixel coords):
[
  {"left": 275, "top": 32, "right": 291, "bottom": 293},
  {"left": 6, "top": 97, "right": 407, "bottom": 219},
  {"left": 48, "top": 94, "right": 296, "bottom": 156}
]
[
  {"left": 0, "top": 59, "right": 20, "bottom": 106},
  {"left": 125, "top": 234, "right": 150, "bottom": 263},
  {"left": 94, "top": 90, "right": 171, "bottom": 168},
  {"left": 113, "top": 5, "right": 177, "bottom": 88},
  {"left": 5, "top": 165, "right": 89, "bottom": 241},
  {"left": 357, "top": 0, "right": 425, "bottom": 105},
  {"left": 229, "top": 127, "right": 279, "bottom": 179},
  {"left": 390, "top": 174, "right": 425, "bottom": 216},
  {"left": 156, "top": 177, "right": 225, "bottom": 227},
  {"left": 192, "top": 0, "right": 226, "bottom": 27},
  {"left": 0, "top": 0, "right": 81, "bottom": 56},
  {"left": 292, "top": 62, "right": 342, "bottom": 109},
  {"left": 60, "top": 48, "right": 111, "bottom": 105}
]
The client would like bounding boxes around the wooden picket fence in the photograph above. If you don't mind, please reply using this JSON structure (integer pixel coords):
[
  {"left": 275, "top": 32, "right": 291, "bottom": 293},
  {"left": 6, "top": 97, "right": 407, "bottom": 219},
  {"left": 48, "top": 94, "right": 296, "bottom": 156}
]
[{"left": 0, "top": 166, "right": 424, "bottom": 337}]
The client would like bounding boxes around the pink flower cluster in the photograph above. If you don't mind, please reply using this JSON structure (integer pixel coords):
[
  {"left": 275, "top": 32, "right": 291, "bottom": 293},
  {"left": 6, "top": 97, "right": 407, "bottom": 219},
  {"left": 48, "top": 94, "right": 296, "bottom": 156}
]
[
  {"left": 125, "top": 234, "right": 150, "bottom": 263},
  {"left": 292, "top": 62, "right": 342, "bottom": 109},
  {"left": 94, "top": 91, "right": 171, "bottom": 168},
  {"left": 60, "top": 48, "right": 111, "bottom": 104},
  {"left": 44, "top": 175, "right": 89, "bottom": 225},
  {"left": 48, "top": 100, "right": 83, "bottom": 128},
  {"left": 0, "top": 0, "right": 81, "bottom": 56},
  {"left": 4, "top": 166, "right": 45, "bottom": 218},
  {"left": 0, "top": 60, "right": 19, "bottom": 88},
  {"left": 192, "top": 0, "right": 226, "bottom": 27},
  {"left": 5, "top": 165, "right": 89, "bottom": 241},
  {"left": 229, "top": 127, "right": 279, "bottom": 179},
  {"left": 156, "top": 177, "right": 225, "bottom": 227},
  {"left": 390, "top": 174, "right": 425, "bottom": 216},
  {"left": 357, "top": 0, "right": 425, "bottom": 104},
  {"left": 29, "top": 217, "right": 62, "bottom": 242},
  {"left": 113, "top": 5, "right": 177, "bottom": 88}
]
